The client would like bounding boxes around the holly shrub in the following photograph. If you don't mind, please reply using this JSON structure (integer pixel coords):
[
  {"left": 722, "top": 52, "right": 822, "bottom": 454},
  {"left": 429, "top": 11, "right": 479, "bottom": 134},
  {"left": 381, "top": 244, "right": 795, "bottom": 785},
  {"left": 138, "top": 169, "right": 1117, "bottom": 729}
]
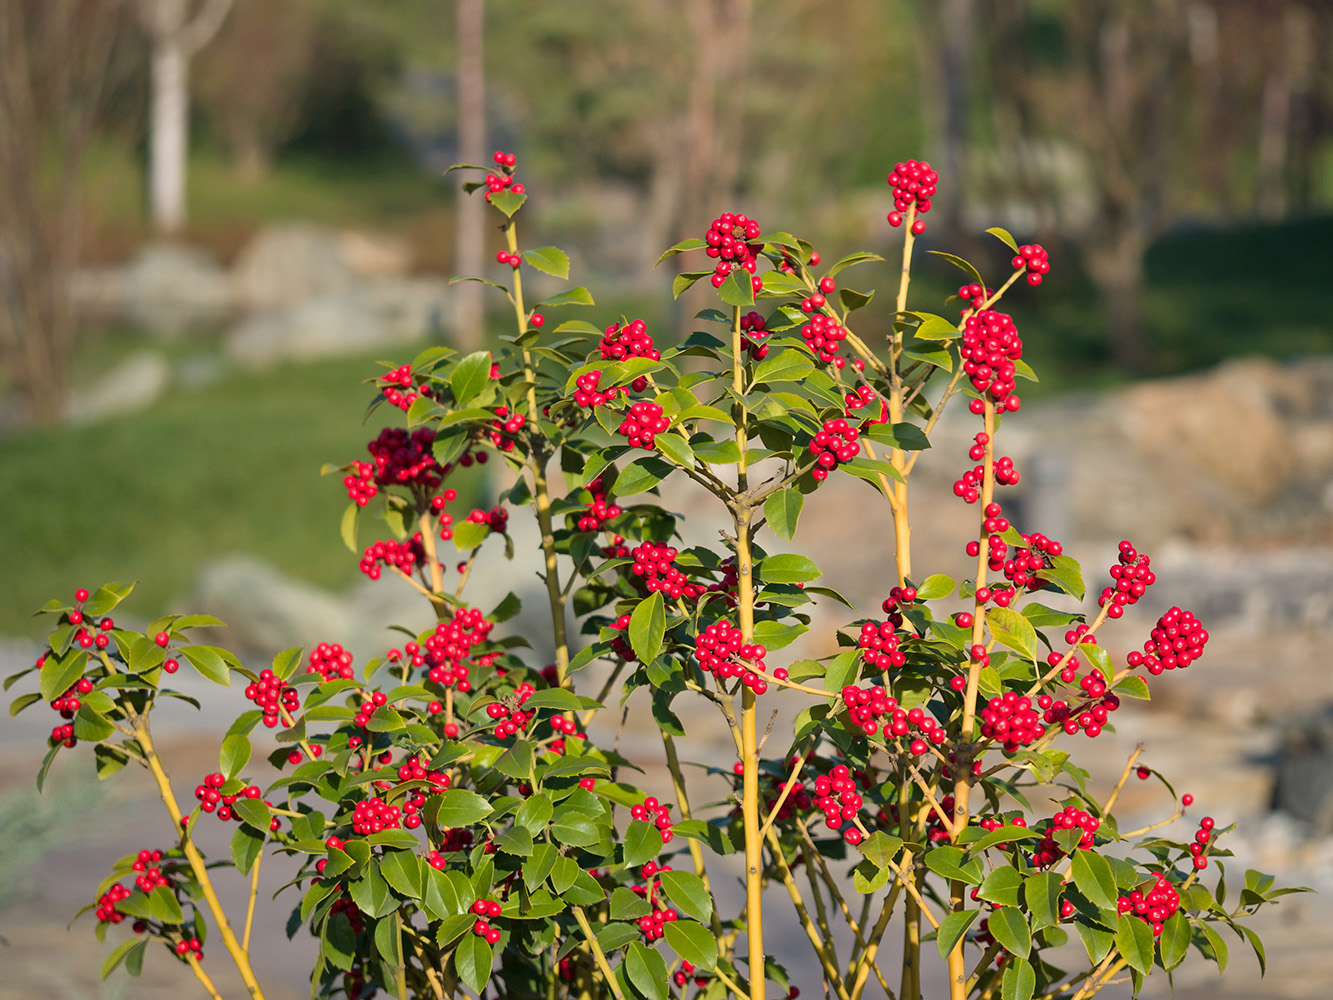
[{"left": 7, "top": 152, "right": 1309, "bottom": 1000}]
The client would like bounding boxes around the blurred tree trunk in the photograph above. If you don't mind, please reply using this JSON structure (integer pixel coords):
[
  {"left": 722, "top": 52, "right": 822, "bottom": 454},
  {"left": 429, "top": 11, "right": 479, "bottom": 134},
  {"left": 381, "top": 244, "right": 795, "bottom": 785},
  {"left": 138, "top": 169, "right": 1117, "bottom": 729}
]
[
  {"left": 915, "top": 0, "right": 976, "bottom": 234},
  {"left": 0, "top": 0, "right": 133, "bottom": 424},
  {"left": 136, "top": 0, "right": 233, "bottom": 234},
  {"left": 454, "top": 0, "right": 485, "bottom": 351}
]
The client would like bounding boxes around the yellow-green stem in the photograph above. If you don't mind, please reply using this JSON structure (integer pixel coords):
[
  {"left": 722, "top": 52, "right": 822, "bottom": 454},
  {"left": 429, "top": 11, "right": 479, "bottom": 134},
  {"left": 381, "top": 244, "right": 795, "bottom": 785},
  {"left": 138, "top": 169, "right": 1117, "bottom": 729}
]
[
  {"left": 663, "top": 733, "right": 724, "bottom": 939},
  {"left": 571, "top": 906, "right": 628, "bottom": 1000},
  {"left": 135, "top": 722, "right": 267, "bottom": 1000}
]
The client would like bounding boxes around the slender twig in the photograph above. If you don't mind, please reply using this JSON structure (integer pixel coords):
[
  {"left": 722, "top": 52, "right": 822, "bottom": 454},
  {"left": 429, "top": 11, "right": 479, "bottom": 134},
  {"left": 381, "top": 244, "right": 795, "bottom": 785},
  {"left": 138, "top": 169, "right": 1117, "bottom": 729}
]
[
  {"left": 242, "top": 839, "right": 264, "bottom": 952},
  {"left": 570, "top": 906, "right": 628, "bottom": 1000},
  {"left": 186, "top": 951, "right": 225, "bottom": 1000}
]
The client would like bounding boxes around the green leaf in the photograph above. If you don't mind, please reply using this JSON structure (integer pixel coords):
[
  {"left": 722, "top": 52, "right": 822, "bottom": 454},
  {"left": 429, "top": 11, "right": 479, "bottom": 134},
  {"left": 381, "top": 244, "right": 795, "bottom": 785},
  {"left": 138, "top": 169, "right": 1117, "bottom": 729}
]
[
  {"left": 219, "top": 733, "right": 251, "bottom": 780},
  {"left": 180, "top": 645, "right": 233, "bottom": 686},
  {"left": 613, "top": 457, "right": 672, "bottom": 496},
  {"left": 915, "top": 574, "right": 955, "bottom": 600},
  {"left": 655, "top": 237, "right": 708, "bottom": 266},
  {"left": 629, "top": 592, "right": 666, "bottom": 665},
  {"left": 758, "top": 553, "right": 821, "bottom": 584},
  {"left": 231, "top": 825, "right": 265, "bottom": 875},
  {"left": 977, "top": 865, "right": 1025, "bottom": 907},
  {"left": 827, "top": 251, "right": 884, "bottom": 278},
  {"left": 488, "top": 190, "right": 526, "bottom": 218},
  {"left": 1116, "top": 913, "right": 1156, "bottom": 975},
  {"left": 350, "top": 862, "right": 396, "bottom": 918},
  {"left": 451, "top": 352, "right": 493, "bottom": 407},
  {"left": 1200, "top": 921, "right": 1229, "bottom": 972},
  {"left": 986, "top": 608, "right": 1040, "bottom": 664},
  {"left": 8, "top": 691, "right": 41, "bottom": 717},
  {"left": 753, "top": 349, "right": 815, "bottom": 385},
  {"left": 374, "top": 914, "right": 404, "bottom": 973},
  {"left": 1043, "top": 555, "right": 1085, "bottom": 601},
  {"left": 524, "top": 843, "right": 558, "bottom": 892},
  {"left": 986, "top": 227, "right": 1020, "bottom": 253},
  {"left": 1024, "top": 871, "right": 1064, "bottom": 931},
  {"left": 936, "top": 909, "right": 981, "bottom": 959},
  {"left": 923, "top": 846, "right": 983, "bottom": 885},
  {"left": 717, "top": 268, "right": 754, "bottom": 307},
  {"left": 233, "top": 797, "right": 274, "bottom": 833},
  {"left": 988, "top": 906, "right": 1031, "bottom": 958},
  {"left": 149, "top": 885, "right": 185, "bottom": 924},
  {"left": 927, "top": 250, "right": 984, "bottom": 288},
  {"left": 654, "top": 432, "right": 695, "bottom": 469},
  {"left": 550, "top": 810, "right": 601, "bottom": 847},
  {"left": 454, "top": 933, "right": 493, "bottom": 993},
  {"left": 623, "top": 819, "right": 662, "bottom": 868},
  {"left": 1236, "top": 922, "right": 1266, "bottom": 976},
  {"left": 1159, "top": 911, "right": 1190, "bottom": 971},
  {"left": 495, "top": 826, "right": 534, "bottom": 856},
  {"left": 664, "top": 920, "right": 718, "bottom": 971},
  {"left": 909, "top": 312, "right": 962, "bottom": 340},
  {"left": 540, "top": 286, "right": 595, "bottom": 308},
  {"left": 673, "top": 271, "right": 712, "bottom": 298},
  {"left": 967, "top": 826, "right": 1041, "bottom": 855},
  {"left": 1001, "top": 955, "right": 1036, "bottom": 1000},
  {"left": 865, "top": 422, "right": 931, "bottom": 451},
  {"left": 514, "top": 792, "right": 553, "bottom": 833},
  {"left": 1076, "top": 922, "right": 1115, "bottom": 965},
  {"left": 73, "top": 706, "right": 115, "bottom": 742},
  {"left": 101, "top": 937, "right": 148, "bottom": 981},
  {"left": 380, "top": 851, "right": 424, "bottom": 899},
  {"left": 39, "top": 647, "right": 87, "bottom": 703},
  {"left": 1113, "top": 676, "right": 1151, "bottom": 700},
  {"left": 83, "top": 581, "right": 135, "bottom": 617},
  {"left": 764, "top": 489, "right": 804, "bottom": 542},
  {"left": 437, "top": 789, "right": 493, "bottom": 827},
  {"left": 658, "top": 870, "right": 712, "bottom": 923},
  {"left": 322, "top": 912, "right": 356, "bottom": 970},
  {"left": 1071, "top": 851, "right": 1117, "bottom": 910},
  {"left": 838, "top": 286, "right": 874, "bottom": 313},
  {"left": 521, "top": 246, "right": 570, "bottom": 279}
]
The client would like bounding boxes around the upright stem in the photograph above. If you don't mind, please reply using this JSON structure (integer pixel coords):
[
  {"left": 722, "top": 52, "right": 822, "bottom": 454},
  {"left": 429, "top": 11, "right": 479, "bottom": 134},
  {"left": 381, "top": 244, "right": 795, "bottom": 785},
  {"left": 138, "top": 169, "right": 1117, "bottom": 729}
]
[
  {"left": 505, "top": 221, "right": 571, "bottom": 682},
  {"left": 134, "top": 721, "right": 267, "bottom": 1000},
  {"left": 663, "top": 734, "right": 723, "bottom": 939},
  {"left": 732, "top": 305, "right": 765, "bottom": 1000}
]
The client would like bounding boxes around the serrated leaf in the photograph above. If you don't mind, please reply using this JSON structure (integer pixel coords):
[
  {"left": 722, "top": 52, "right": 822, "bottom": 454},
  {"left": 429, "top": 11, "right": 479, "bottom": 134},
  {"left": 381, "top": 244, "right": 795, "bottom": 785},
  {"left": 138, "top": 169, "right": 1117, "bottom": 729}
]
[
  {"left": 764, "top": 489, "right": 803, "bottom": 542},
  {"left": 489, "top": 190, "right": 526, "bottom": 218},
  {"left": 627, "top": 941, "right": 669, "bottom": 1000},
  {"left": 673, "top": 271, "right": 712, "bottom": 298},
  {"left": 180, "top": 645, "right": 232, "bottom": 686},
  {"left": 1116, "top": 913, "right": 1156, "bottom": 974},
  {"left": 1200, "top": 921, "right": 1229, "bottom": 972},
  {"left": 380, "top": 851, "right": 424, "bottom": 899},
  {"left": 936, "top": 909, "right": 981, "bottom": 958}
]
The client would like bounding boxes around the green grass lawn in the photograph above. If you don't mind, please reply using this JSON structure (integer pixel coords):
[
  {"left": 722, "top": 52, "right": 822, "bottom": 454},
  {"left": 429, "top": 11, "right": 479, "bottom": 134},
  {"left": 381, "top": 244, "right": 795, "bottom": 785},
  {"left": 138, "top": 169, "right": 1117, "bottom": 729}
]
[{"left": 0, "top": 350, "right": 490, "bottom": 637}]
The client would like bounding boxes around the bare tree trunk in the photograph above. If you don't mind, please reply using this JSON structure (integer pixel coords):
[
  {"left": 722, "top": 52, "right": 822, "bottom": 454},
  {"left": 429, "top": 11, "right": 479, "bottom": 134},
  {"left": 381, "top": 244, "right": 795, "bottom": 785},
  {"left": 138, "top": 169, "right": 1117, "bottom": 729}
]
[
  {"left": 454, "top": 0, "right": 485, "bottom": 351},
  {"left": 138, "top": 0, "right": 233, "bottom": 234},
  {"left": 1086, "top": 223, "right": 1152, "bottom": 373}
]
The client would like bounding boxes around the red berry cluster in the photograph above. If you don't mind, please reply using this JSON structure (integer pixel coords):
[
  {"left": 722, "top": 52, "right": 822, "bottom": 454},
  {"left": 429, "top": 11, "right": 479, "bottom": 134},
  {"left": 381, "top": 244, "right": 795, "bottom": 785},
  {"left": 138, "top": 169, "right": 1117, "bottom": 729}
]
[
  {"left": 576, "top": 475, "right": 622, "bottom": 531},
  {"left": 1117, "top": 876, "right": 1181, "bottom": 935},
  {"left": 844, "top": 384, "right": 889, "bottom": 429},
  {"left": 808, "top": 417, "right": 861, "bottom": 482},
  {"left": 496, "top": 249, "right": 522, "bottom": 269},
  {"left": 96, "top": 882, "right": 133, "bottom": 924},
  {"left": 886, "top": 159, "right": 938, "bottom": 234},
  {"left": 1127, "top": 607, "right": 1210, "bottom": 675},
  {"left": 486, "top": 682, "right": 535, "bottom": 739},
  {"left": 194, "top": 772, "right": 263, "bottom": 823},
  {"left": 173, "top": 936, "right": 205, "bottom": 963},
  {"left": 961, "top": 310, "right": 1024, "bottom": 412},
  {"left": 839, "top": 685, "right": 898, "bottom": 737},
  {"left": 1031, "top": 806, "right": 1100, "bottom": 867},
  {"left": 307, "top": 642, "right": 355, "bottom": 683},
  {"left": 344, "top": 460, "right": 378, "bottom": 506},
  {"left": 367, "top": 427, "right": 441, "bottom": 490},
  {"left": 630, "top": 542, "right": 707, "bottom": 599},
  {"left": 880, "top": 585, "right": 917, "bottom": 616},
  {"left": 976, "top": 813, "right": 1028, "bottom": 845},
  {"left": 630, "top": 795, "right": 676, "bottom": 845},
  {"left": 739, "top": 311, "right": 770, "bottom": 360},
  {"left": 245, "top": 669, "right": 300, "bottom": 728},
  {"left": 813, "top": 764, "right": 867, "bottom": 845},
  {"left": 673, "top": 961, "right": 711, "bottom": 990},
  {"left": 351, "top": 795, "right": 401, "bottom": 836},
  {"left": 704, "top": 213, "right": 764, "bottom": 293},
  {"left": 1098, "top": 540, "right": 1156, "bottom": 619},
  {"left": 632, "top": 860, "right": 680, "bottom": 941},
  {"left": 395, "top": 755, "right": 450, "bottom": 830},
  {"left": 358, "top": 534, "right": 425, "bottom": 580},
  {"left": 421, "top": 607, "right": 495, "bottom": 691},
  {"left": 484, "top": 150, "right": 524, "bottom": 203},
  {"left": 47, "top": 675, "right": 94, "bottom": 747},
  {"left": 484, "top": 407, "right": 525, "bottom": 453},
  {"left": 979, "top": 693, "right": 1046, "bottom": 751},
  {"left": 957, "top": 283, "right": 995, "bottom": 312},
  {"left": 1188, "top": 815, "right": 1216, "bottom": 869},
  {"left": 573, "top": 370, "right": 624, "bottom": 408},
  {"left": 856, "top": 620, "right": 905, "bottom": 672},
  {"left": 799, "top": 313, "right": 848, "bottom": 366},
  {"left": 353, "top": 690, "right": 388, "bottom": 729},
  {"left": 692, "top": 619, "right": 770, "bottom": 693},
  {"left": 466, "top": 505, "right": 509, "bottom": 536},
  {"left": 130, "top": 848, "right": 170, "bottom": 892},
  {"left": 616, "top": 400, "right": 670, "bottom": 449},
  {"left": 378, "top": 364, "right": 432, "bottom": 412},
  {"left": 470, "top": 898, "right": 504, "bottom": 944},
  {"left": 954, "top": 438, "right": 1021, "bottom": 503},
  {"left": 1012, "top": 244, "right": 1050, "bottom": 286},
  {"left": 598, "top": 318, "right": 659, "bottom": 363},
  {"left": 999, "top": 531, "right": 1063, "bottom": 590},
  {"left": 426, "top": 828, "right": 475, "bottom": 869}
]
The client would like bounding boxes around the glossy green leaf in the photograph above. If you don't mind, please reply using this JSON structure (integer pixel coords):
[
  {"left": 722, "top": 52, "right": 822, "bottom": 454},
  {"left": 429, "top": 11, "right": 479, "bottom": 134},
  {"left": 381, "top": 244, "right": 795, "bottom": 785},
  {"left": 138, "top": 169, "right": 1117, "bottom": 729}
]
[
  {"left": 986, "top": 608, "right": 1040, "bottom": 664},
  {"left": 658, "top": 870, "right": 712, "bottom": 923},
  {"left": 915, "top": 573, "right": 955, "bottom": 600},
  {"left": 219, "top": 733, "right": 251, "bottom": 780},
  {"left": 1159, "top": 911, "right": 1190, "bottom": 970},
  {"left": 73, "top": 706, "right": 115, "bottom": 742},
  {"left": 623, "top": 819, "right": 662, "bottom": 868},
  {"left": 654, "top": 432, "right": 695, "bottom": 469},
  {"left": 629, "top": 591, "right": 665, "bottom": 666},
  {"left": 82, "top": 581, "right": 135, "bottom": 617},
  {"left": 655, "top": 238, "right": 707, "bottom": 266},
  {"left": 1001, "top": 955, "right": 1036, "bottom": 1000},
  {"left": 1024, "top": 871, "right": 1064, "bottom": 931},
  {"left": 514, "top": 792, "right": 553, "bottom": 834},
  {"left": 1116, "top": 913, "right": 1156, "bottom": 975},
  {"left": 436, "top": 789, "right": 493, "bottom": 826},
  {"left": 180, "top": 645, "right": 232, "bottom": 686},
  {"left": 764, "top": 489, "right": 804, "bottom": 541},
  {"left": 989, "top": 906, "right": 1031, "bottom": 957},
  {"left": 1071, "top": 851, "right": 1117, "bottom": 910},
  {"left": 977, "top": 865, "right": 1025, "bottom": 907},
  {"left": 986, "top": 227, "right": 1020, "bottom": 253},
  {"left": 1200, "top": 921, "right": 1229, "bottom": 972},
  {"left": 489, "top": 190, "right": 526, "bottom": 218},
  {"left": 521, "top": 246, "right": 570, "bottom": 279},
  {"left": 758, "top": 553, "right": 821, "bottom": 584},
  {"left": 455, "top": 932, "right": 493, "bottom": 993},
  {"left": 753, "top": 349, "right": 815, "bottom": 385},
  {"left": 1076, "top": 921, "right": 1115, "bottom": 964},
  {"left": 718, "top": 268, "right": 754, "bottom": 307},
  {"left": 451, "top": 351, "right": 493, "bottom": 407},
  {"left": 101, "top": 937, "right": 148, "bottom": 981},
  {"left": 39, "top": 647, "right": 87, "bottom": 703},
  {"left": 380, "top": 850, "right": 424, "bottom": 899},
  {"left": 231, "top": 824, "right": 265, "bottom": 875},
  {"left": 967, "top": 826, "right": 1041, "bottom": 855},
  {"left": 936, "top": 909, "right": 981, "bottom": 958},
  {"left": 923, "top": 846, "right": 983, "bottom": 885},
  {"left": 927, "top": 250, "right": 984, "bottom": 288},
  {"left": 664, "top": 920, "right": 718, "bottom": 971}
]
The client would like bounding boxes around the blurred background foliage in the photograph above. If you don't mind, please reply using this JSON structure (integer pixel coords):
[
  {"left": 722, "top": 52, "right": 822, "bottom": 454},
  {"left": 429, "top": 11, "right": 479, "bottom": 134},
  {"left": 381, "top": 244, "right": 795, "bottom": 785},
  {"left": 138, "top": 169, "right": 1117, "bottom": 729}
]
[{"left": 1, "top": 0, "right": 1331, "bottom": 633}]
